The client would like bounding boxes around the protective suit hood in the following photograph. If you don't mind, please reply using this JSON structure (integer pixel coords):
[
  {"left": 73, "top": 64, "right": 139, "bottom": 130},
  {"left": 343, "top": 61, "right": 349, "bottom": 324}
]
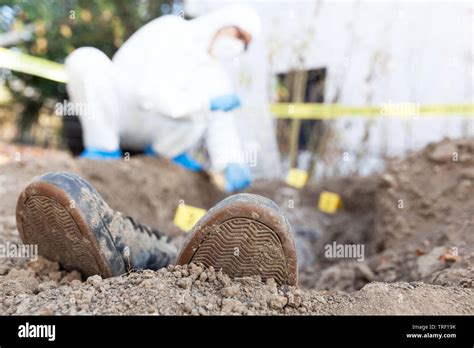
[{"left": 189, "top": 5, "right": 262, "bottom": 54}]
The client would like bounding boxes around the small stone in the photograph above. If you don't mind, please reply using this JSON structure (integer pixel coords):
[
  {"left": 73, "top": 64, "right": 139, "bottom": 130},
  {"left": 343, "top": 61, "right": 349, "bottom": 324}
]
[
  {"left": 315, "top": 296, "right": 327, "bottom": 304},
  {"left": 72, "top": 289, "right": 83, "bottom": 300},
  {"left": 189, "top": 264, "right": 203, "bottom": 277},
  {"left": 86, "top": 275, "right": 103, "bottom": 287},
  {"left": 216, "top": 270, "right": 231, "bottom": 286},
  {"left": 195, "top": 297, "right": 207, "bottom": 307},
  {"left": 35, "top": 307, "right": 55, "bottom": 315},
  {"left": 207, "top": 267, "right": 216, "bottom": 282},
  {"left": 22, "top": 278, "right": 40, "bottom": 293},
  {"left": 265, "top": 278, "right": 276, "bottom": 287},
  {"left": 221, "top": 298, "right": 245, "bottom": 314},
  {"left": 64, "top": 270, "right": 82, "bottom": 282},
  {"left": 82, "top": 289, "right": 95, "bottom": 303},
  {"left": 0, "top": 263, "right": 10, "bottom": 275},
  {"left": 265, "top": 278, "right": 278, "bottom": 294},
  {"left": 298, "top": 306, "right": 308, "bottom": 313},
  {"left": 381, "top": 174, "right": 397, "bottom": 187},
  {"left": 199, "top": 271, "right": 208, "bottom": 282},
  {"left": 70, "top": 279, "right": 82, "bottom": 288},
  {"left": 176, "top": 277, "right": 193, "bottom": 289},
  {"left": 173, "top": 271, "right": 182, "bottom": 279},
  {"left": 38, "top": 281, "right": 57, "bottom": 292},
  {"left": 286, "top": 291, "right": 302, "bottom": 308},
  {"left": 183, "top": 302, "right": 193, "bottom": 314},
  {"left": 268, "top": 294, "right": 288, "bottom": 310},
  {"left": 428, "top": 141, "right": 458, "bottom": 163},
  {"left": 128, "top": 276, "right": 142, "bottom": 286},
  {"left": 48, "top": 271, "right": 63, "bottom": 282},
  {"left": 28, "top": 256, "right": 60, "bottom": 276},
  {"left": 221, "top": 284, "right": 241, "bottom": 298},
  {"left": 142, "top": 270, "right": 155, "bottom": 278}
]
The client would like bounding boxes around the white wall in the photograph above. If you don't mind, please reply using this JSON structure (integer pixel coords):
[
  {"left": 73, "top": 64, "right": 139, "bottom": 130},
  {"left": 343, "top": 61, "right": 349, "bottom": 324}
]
[{"left": 186, "top": 0, "right": 474, "bottom": 176}]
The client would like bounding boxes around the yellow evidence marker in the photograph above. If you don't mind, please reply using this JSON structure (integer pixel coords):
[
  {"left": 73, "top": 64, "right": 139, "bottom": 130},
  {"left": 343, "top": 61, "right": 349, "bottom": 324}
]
[
  {"left": 318, "top": 191, "right": 342, "bottom": 214},
  {"left": 173, "top": 203, "right": 207, "bottom": 232},
  {"left": 286, "top": 168, "right": 309, "bottom": 189}
]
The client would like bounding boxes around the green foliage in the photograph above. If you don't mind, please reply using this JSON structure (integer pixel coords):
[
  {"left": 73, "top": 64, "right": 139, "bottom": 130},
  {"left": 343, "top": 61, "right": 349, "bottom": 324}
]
[{"left": 1, "top": 0, "right": 171, "bottom": 132}]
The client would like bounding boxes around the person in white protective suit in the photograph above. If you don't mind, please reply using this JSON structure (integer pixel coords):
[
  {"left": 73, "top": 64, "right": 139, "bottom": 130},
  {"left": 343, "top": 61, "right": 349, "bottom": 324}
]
[{"left": 64, "top": 6, "right": 262, "bottom": 192}]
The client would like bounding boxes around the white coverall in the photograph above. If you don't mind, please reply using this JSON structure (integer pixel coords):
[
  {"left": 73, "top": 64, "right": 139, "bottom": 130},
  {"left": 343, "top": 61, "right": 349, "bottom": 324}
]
[{"left": 65, "top": 6, "right": 261, "bottom": 171}]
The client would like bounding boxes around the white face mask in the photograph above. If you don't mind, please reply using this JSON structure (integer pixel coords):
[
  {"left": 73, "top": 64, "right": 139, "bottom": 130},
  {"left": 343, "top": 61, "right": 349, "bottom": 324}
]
[{"left": 210, "top": 36, "right": 246, "bottom": 60}]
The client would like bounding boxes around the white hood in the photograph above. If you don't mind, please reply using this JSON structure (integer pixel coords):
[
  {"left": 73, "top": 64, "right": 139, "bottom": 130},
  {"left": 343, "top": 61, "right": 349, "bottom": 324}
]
[{"left": 189, "top": 5, "right": 262, "bottom": 53}]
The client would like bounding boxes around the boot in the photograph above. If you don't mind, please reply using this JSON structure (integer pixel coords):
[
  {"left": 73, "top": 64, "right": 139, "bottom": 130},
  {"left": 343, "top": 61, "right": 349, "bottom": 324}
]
[
  {"left": 16, "top": 172, "right": 176, "bottom": 278},
  {"left": 176, "top": 193, "right": 298, "bottom": 285},
  {"left": 16, "top": 172, "right": 298, "bottom": 285}
]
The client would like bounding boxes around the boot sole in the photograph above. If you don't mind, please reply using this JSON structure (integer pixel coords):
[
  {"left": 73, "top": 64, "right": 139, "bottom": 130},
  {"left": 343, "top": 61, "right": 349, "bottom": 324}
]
[
  {"left": 16, "top": 173, "right": 125, "bottom": 278},
  {"left": 176, "top": 194, "right": 298, "bottom": 286}
]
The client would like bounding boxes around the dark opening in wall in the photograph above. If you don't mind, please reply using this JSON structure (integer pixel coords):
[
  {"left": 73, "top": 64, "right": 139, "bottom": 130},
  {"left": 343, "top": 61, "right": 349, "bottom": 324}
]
[{"left": 275, "top": 67, "right": 327, "bottom": 174}]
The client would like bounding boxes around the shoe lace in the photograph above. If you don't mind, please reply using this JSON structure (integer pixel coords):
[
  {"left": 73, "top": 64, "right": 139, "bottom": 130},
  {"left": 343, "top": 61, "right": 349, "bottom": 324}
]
[{"left": 125, "top": 216, "right": 167, "bottom": 241}]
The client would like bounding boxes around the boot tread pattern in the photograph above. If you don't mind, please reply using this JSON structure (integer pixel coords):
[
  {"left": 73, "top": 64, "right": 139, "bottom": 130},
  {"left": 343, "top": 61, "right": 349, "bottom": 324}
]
[
  {"left": 191, "top": 217, "right": 289, "bottom": 284},
  {"left": 20, "top": 195, "right": 102, "bottom": 277}
]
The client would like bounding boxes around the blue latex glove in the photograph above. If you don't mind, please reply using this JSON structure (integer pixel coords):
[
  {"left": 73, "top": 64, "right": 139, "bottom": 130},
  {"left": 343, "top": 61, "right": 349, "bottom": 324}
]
[
  {"left": 224, "top": 164, "right": 252, "bottom": 192},
  {"left": 145, "top": 145, "right": 202, "bottom": 172},
  {"left": 80, "top": 148, "right": 122, "bottom": 160},
  {"left": 172, "top": 153, "right": 202, "bottom": 172},
  {"left": 144, "top": 144, "right": 157, "bottom": 156},
  {"left": 210, "top": 94, "right": 241, "bottom": 112}
]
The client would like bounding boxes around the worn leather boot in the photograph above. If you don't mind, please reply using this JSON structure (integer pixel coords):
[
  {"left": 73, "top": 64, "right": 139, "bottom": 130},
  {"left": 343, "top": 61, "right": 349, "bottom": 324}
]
[
  {"left": 16, "top": 172, "right": 177, "bottom": 278},
  {"left": 176, "top": 193, "right": 297, "bottom": 285}
]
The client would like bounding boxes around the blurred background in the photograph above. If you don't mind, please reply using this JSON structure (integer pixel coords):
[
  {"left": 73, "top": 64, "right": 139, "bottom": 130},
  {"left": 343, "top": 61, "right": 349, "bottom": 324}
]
[{"left": 0, "top": 0, "right": 473, "bottom": 181}]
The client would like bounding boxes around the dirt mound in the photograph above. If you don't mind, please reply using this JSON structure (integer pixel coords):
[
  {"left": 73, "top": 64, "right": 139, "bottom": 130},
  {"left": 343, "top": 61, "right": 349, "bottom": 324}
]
[
  {"left": 77, "top": 157, "right": 225, "bottom": 236},
  {"left": 297, "top": 138, "right": 474, "bottom": 291},
  {"left": 1, "top": 257, "right": 471, "bottom": 315},
  {"left": 375, "top": 138, "right": 474, "bottom": 251},
  {"left": 369, "top": 138, "right": 474, "bottom": 288}
]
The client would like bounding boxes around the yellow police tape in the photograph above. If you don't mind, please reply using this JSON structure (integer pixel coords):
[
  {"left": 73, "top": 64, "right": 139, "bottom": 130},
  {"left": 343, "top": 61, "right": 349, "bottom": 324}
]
[
  {"left": 271, "top": 103, "right": 474, "bottom": 119},
  {"left": 1, "top": 48, "right": 473, "bottom": 118},
  {"left": 0, "top": 47, "right": 68, "bottom": 83}
]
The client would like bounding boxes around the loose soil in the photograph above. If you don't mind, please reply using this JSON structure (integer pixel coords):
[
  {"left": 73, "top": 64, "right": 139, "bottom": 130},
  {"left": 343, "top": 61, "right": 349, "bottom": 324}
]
[{"left": 0, "top": 139, "right": 472, "bottom": 315}]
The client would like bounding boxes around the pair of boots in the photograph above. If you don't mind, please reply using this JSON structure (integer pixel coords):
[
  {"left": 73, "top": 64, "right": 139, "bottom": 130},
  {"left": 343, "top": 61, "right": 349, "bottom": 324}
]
[{"left": 16, "top": 172, "right": 298, "bottom": 285}]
